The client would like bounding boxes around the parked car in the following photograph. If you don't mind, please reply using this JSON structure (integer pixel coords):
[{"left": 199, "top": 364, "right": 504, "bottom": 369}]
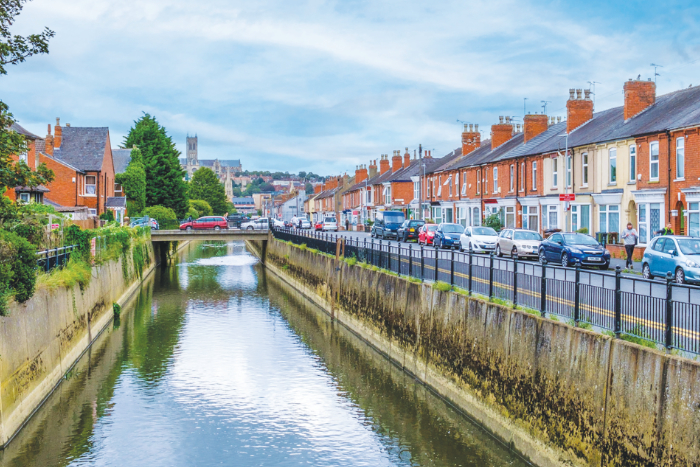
[
  {"left": 179, "top": 216, "right": 228, "bottom": 231},
  {"left": 130, "top": 218, "right": 159, "bottom": 230},
  {"left": 322, "top": 216, "right": 338, "bottom": 232},
  {"left": 241, "top": 217, "right": 270, "bottom": 230},
  {"left": 496, "top": 229, "right": 543, "bottom": 259},
  {"left": 397, "top": 220, "right": 425, "bottom": 242},
  {"left": 300, "top": 219, "right": 311, "bottom": 229},
  {"left": 642, "top": 236, "right": 700, "bottom": 284},
  {"left": 418, "top": 224, "right": 438, "bottom": 245},
  {"left": 371, "top": 211, "right": 406, "bottom": 239},
  {"left": 538, "top": 232, "right": 610, "bottom": 269},
  {"left": 434, "top": 223, "right": 465, "bottom": 249},
  {"left": 226, "top": 214, "right": 246, "bottom": 229},
  {"left": 459, "top": 226, "right": 498, "bottom": 253},
  {"left": 272, "top": 218, "right": 285, "bottom": 228},
  {"left": 314, "top": 221, "right": 323, "bottom": 231}
]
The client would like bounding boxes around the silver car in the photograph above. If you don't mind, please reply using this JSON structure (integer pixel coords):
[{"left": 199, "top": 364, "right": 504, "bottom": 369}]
[
  {"left": 496, "top": 229, "right": 542, "bottom": 259},
  {"left": 241, "top": 217, "right": 270, "bottom": 230}
]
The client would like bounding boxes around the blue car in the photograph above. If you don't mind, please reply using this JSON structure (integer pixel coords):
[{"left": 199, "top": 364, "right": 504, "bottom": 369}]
[
  {"left": 538, "top": 232, "right": 610, "bottom": 269},
  {"left": 434, "top": 223, "right": 465, "bottom": 250},
  {"left": 642, "top": 236, "right": 700, "bottom": 284}
]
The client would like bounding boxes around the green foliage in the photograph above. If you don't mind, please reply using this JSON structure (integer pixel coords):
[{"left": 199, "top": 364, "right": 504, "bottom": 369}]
[
  {"left": 576, "top": 227, "right": 589, "bottom": 234},
  {"left": 0, "top": 0, "right": 55, "bottom": 75},
  {"left": 188, "top": 168, "right": 228, "bottom": 215},
  {"left": 344, "top": 256, "right": 357, "bottom": 266},
  {"left": 189, "top": 199, "right": 213, "bottom": 217},
  {"left": 143, "top": 205, "right": 177, "bottom": 221},
  {"left": 0, "top": 229, "right": 37, "bottom": 314},
  {"left": 123, "top": 114, "right": 188, "bottom": 217},
  {"left": 10, "top": 218, "right": 43, "bottom": 245},
  {"left": 483, "top": 212, "right": 502, "bottom": 231},
  {"left": 113, "top": 302, "right": 121, "bottom": 317},
  {"left": 99, "top": 210, "right": 114, "bottom": 221},
  {"left": 186, "top": 207, "right": 199, "bottom": 219},
  {"left": 622, "top": 325, "right": 657, "bottom": 349},
  {"left": 35, "top": 257, "right": 91, "bottom": 291},
  {"left": 432, "top": 281, "right": 452, "bottom": 292},
  {"left": 115, "top": 147, "right": 147, "bottom": 215}
]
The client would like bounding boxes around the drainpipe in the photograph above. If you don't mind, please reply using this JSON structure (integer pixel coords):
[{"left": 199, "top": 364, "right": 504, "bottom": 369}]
[
  {"left": 515, "top": 158, "right": 519, "bottom": 227},
  {"left": 666, "top": 130, "right": 672, "bottom": 225}
]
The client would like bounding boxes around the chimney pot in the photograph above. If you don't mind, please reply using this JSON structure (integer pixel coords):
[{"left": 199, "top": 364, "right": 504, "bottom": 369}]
[
  {"left": 576, "top": 89, "right": 582, "bottom": 99},
  {"left": 499, "top": 116, "right": 504, "bottom": 124},
  {"left": 464, "top": 123, "right": 468, "bottom": 131},
  {"left": 66, "top": 123, "right": 70, "bottom": 127},
  {"left": 569, "top": 89, "right": 575, "bottom": 99},
  {"left": 475, "top": 124, "right": 479, "bottom": 131},
  {"left": 584, "top": 89, "right": 591, "bottom": 99},
  {"left": 557, "top": 116, "right": 562, "bottom": 123}
]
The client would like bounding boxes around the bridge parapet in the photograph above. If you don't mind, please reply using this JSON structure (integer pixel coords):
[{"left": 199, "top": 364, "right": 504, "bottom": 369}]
[{"left": 150, "top": 230, "right": 270, "bottom": 242}]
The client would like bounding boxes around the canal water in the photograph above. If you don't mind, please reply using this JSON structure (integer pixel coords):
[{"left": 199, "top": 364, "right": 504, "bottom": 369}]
[{"left": 0, "top": 242, "right": 527, "bottom": 467}]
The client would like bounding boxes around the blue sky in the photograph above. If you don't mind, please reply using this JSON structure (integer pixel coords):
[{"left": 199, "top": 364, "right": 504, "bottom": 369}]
[{"left": 2, "top": 0, "right": 700, "bottom": 175}]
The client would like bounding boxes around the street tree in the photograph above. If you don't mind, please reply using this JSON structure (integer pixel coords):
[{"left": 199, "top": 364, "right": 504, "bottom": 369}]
[
  {"left": 123, "top": 114, "right": 188, "bottom": 218},
  {"left": 188, "top": 168, "right": 228, "bottom": 215}
]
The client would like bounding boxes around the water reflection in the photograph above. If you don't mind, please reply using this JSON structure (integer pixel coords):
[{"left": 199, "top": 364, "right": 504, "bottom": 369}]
[{"left": 0, "top": 241, "right": 526, "bottom": 467}]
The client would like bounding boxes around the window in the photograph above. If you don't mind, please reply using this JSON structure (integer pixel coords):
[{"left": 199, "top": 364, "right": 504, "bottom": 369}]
[
  {"left": 543, "top": 205, "right": 558, "bottom": 230},
  {"left": 471, "top": 207, "right": 481, "bottom": 226},
  {"left": 676, "top": 137, "right": 685, "bottom": 179},
  {"left": 484, "top": 170, "right": 488, "bottom": 194},
  {"left": 19, "top": 151, "right": 27, "bottom": 163},
  {"left": 609, "top": 148, "right": 617, "bottom": 184},
  {"left": 366, "top": 187, "right": 372, "bottom": 204},
  {"left": 637, "top": 203, "right": 660, "bottom": 244},
  {"left": 448, "top": 175, "right": 453, "bottom": 197},
  {"left": 532, "top": 162, "right": 537, "bottom": 190},
  {"left": 629, "top": 145, "right": 636, "bottom": 182},
  {"left": 520, "top": 162, "right": 525, "bottom": 191},
  {"left": 582, "top": 153, "right": 588, "bottom": 186},
  {"left": 650, "top": 142, "right": 659, "bottom": 181},
  {"left": 571, "top": 205, "right": 590, "bottom": 233},
  {"left": 552, "top": 158, "right": 558, "bottom": 188},
  {"left": 454, "top": 173, "right": 459, "bottom": 197},
  {"left": 89, "top": 209, "right": 97, "bottom": 217},
  {"left": 19, "top": 193, "right": 30, "bottom": 203},
  {"left": 522, "top": 206, "right": 539, "bottom": 231},
  {"left": 566, "top": 155, "right": 572, "bottom": 188},
  {"left": 437, "top": 176, "right": 442, "bottom": 197},
  {"left": 599, "top": 205, "right": 620, "bottom": 235},
  {"left": 461, "top": 171, "right": 467, "bottom": 196},
  {"left": 85, "top": 175, "right": 96, "bottom": 195},
  {"left": 457, "top": 207, "right": 468, "bottom": 227},
  {"left": 114, "top": 183, "right": 123, "bottom": 195},
  {"left": 505, "top": 206, "right": 515, "bottom": 228},
  {"left": 509, "top": 165, "right": 514, "bottom": 192},
  {"left": 688, "top": 203, "right": 700, "bottom": 238},
  {"left": 433, "top": 207, "right": 442, "bottom": 224},
  {"left": 413, "top": 181, "right": 419, "bottom": 201},
  {"left": 493, "top": 167, "right": 498, "bottom": 193},
  {"left": 476, "top": 170, "right": 481, "bottom": 194}
]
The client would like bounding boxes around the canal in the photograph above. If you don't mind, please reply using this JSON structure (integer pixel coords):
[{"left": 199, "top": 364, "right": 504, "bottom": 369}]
[{"left": 0, "top": 242, "right": 527, "bottom": 467}]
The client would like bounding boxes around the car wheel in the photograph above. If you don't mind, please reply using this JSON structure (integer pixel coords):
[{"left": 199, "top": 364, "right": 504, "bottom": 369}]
[
  {"left": 496, "top": 245, "right": 502, "bottom": 257},
  {"left": 676, "top": 268, "right": 686, "bottom": 284},
  {"left": 642, "top": 263, "right": 653, "bottom": 280},
  {"left": 561, "top": 252, "right": 569, "bottom": 267},
  {"left": 539, "top": 250, "right": 546, "bottom": 265},
  {"left": 512, "top": 246, "right": 519, "bottom": 259},
  {"left": 186, "top": 226, "right": 192, "bottom": 231},
  {"left": 247, "top": 226, "right": 254, "bottom": 230},
  {"left": 214, "top": 226, "right": 221, "bottom": 231},
  {"left": 599, "top": 262, "right": 609, "bottom": 271}
]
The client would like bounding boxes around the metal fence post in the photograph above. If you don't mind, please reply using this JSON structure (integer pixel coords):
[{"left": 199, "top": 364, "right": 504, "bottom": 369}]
[
  {"left": 574, "top": 263, "right": 581, "bottom": 325},
  {"left": 666, "top": 272, "right": 674, "bottom": 349},
  {"left": 379, "top": 239, "right": 382, "bottom": 268},
  {"left": 450, "top": 250, "right": 455, "bottom": 286},
  {"left": 488, "top": 252, "right": 494, "bottom": 300},
  {"left": 420, "top": 245, "right": 424, "bottom": 280},
  {"left": 513, "top": 258, "right": 518, "bottom": 309},
  {"left": 363, "top": 237, "right": 367, "bottom": 263},
  {"left": 614, "top": 266, "right": 622, "bottom": 338},
  {"left": 435, "top": 248, "right": 439, "bottom": 282},
  {"left": 371, "top": 238, "right": 374, "bottom": 266},
  {"left": 409, "top": 245, "right": 413, "bottom": 277},
  {"left": 468, "top": 249, "right": 473, "bottom": 296},
  {"left": 540, "top": 260, "right": 547, "bottom": 317}
]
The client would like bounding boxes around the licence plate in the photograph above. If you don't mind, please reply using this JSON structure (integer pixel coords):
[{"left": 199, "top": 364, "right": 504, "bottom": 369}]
[
  {"left": 410, "top": 229, "right": 415, "bottom": 232},
  {"left": 588, "top": 257, "right": 602, "bottom": 261}
]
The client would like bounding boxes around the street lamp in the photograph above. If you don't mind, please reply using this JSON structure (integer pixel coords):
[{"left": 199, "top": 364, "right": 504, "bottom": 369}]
[{"left": 418, "top": 144, "right": 423, "bottom": 221}]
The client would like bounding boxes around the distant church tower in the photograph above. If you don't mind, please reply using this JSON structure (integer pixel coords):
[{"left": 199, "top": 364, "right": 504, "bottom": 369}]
[{"left": 186, "top": 135, "right": 198, "bottom": 165}]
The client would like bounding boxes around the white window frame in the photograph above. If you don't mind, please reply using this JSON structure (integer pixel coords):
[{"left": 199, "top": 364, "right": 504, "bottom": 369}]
[
  {"left": 532, "top": 161, "right": 537, "bottom": 190},
  {"left": 88, "top": 208, "right": 97, "bottom": 217},
  {"left": 437, "top": 176, "right": 442, "bottom": 197},
  {"left": 85, "top": 175, "right": 96, "bottom": 195},
  {"left": 522, "top": 205, "right": 539, "bottom": 231},
  {"left": 520, "top": 162, "right": 525, "bottom": 192},
  {"left": 385, "top": 185, "right": 391, "bottom": 205},
  {"left": 505, "top": 206, "right": 515, "bottom": 228},
  {"left": 650, "top": 142, "right": 660, "bottom": 181},
  {"left": 509, "top": 165, "right": 514, "bottom": 192},
  {"left": 114, "top": 182, "right": 123, "bottom": 195},
  {"left": 566, "top": 154, "right": 572, "bottom": 188},
  {"left": 544, "top": 204, "right": 558, "bottom": 230},
  {"left": 18, "top": 192, "right": 30, "bottom": 203},
  {"left": 493, "top": 167, "right": 498, "bottom": 193},
  {"left": 19, "top": 151, "right": 28, "bottom": 164},
  {"left": 413, "top": 181, "right": 419, "bottom": 201},
  {"left": 581, "top": 152, "right": 588, "bottom": 187},
  {"left": 454, "top": 173, "right": 459, "bottom": 198},
  {"left": 461, "top": 171, "right": 467, "bottom": 196},
  {"left": 448, "top": 175, "right": 453, "bottom": 197},
  {"left": 609, "top": 148, "right": 617, "bottom": 184},
  {"left": 629, "top": 145, "right": 636, "bottom": 183},
  {"left": 552, "top": 158, "right": 558, "bottom": 188},
  {"left": 676, "top": 137, "right": 685, "bottom": 180},
  {"left": 484, "top": 170, "right": 488, "bottom": 194},
  {"left": 476, "top": 169, "right": 481, "bottom": 194},
  {"left": 599, "top": 204, "right": 621, "bottom": 236},
  {"left": 570, "top": 204, "right": 591, "bottom": 233},
  {"left": 688, "top": 202, "right": 700, "bottom": 238}
]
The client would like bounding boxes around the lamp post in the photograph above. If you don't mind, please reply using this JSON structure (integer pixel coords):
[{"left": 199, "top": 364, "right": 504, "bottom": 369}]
[{"left": 418, "top": 144, "right": 423, "bottom": 220}]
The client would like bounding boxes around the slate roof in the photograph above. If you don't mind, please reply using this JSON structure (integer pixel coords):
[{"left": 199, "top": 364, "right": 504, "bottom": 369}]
[
  {"left": 180, "top": 158, "right": 242, "bottom": 168},
  {"left": 112, "top": 148, "right": 132, "bottom": 174},
  {"left": 11, "top": 122, "right": 41, "bottom": 139},
  {"left": 105, "top": 197, "right": 127, "bottom": 208},
  {"left": 52, "top": 127, "right": 109, "bottom": 172},
  {"left": 231, "top": 197, "right": 254, "bottom": 204},
  {"left": 15, "top": 184, "right": 49, "bottom": 193}
]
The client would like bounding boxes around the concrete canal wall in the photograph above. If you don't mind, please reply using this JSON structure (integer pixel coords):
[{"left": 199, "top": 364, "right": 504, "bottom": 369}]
[
  {"left": 0, "top": 240, "right": 174, "bottom": 449},
  {"left": 249, "top": 237, "right": 700, "bottom": 467}
]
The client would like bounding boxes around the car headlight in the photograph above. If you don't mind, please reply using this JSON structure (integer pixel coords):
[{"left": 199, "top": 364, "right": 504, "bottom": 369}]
[
  {"left": 604, "top": 249, "right": 610, "bottom": 255},
  {"left": 684, "top": 259, "right": 699, "bottom": 268},
  {"left": 569, "top": 248, "right": 582, "bottom": 254}
]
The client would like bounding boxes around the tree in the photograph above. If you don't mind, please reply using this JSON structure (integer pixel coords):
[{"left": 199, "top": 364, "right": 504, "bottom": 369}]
[
  {"left": 123, "top": 114, "right": 188, "bottom": 217},
  {"left": 115, "top": 147, "right": 146, "bottom": 216},
  {"left": 188, "top": 168, "right": 228, "bottom": 215},
  {"left": 189, "top": 199, "right": 212, "bottom": 217},
  {"left": 143, "top": 205, "right": 177, "bottom": 222},
  {"left": 0, "top": 1, "right": 55, "bottom": 75},
  {"left": 305, "top": 182, "right": 313, "bottom": 194}
]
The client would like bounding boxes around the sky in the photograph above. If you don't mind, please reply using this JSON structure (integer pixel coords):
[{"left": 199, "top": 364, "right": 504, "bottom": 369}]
[{"left": 2, "top": 0, "right": 700, "bottom": 176}]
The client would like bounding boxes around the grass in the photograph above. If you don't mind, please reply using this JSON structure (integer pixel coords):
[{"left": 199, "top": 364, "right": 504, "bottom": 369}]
[
  {"left": 408, "top": 276, "right": 422, "bottom": 284},
  {"left": 432, "top": 281, "right": 452, "bottom": 292},
  {"left": 344, "top": 256, "right": 358, "bottom": 266},
  {"left": 36, "top": 257, "right": 92, "bottom": 291}
]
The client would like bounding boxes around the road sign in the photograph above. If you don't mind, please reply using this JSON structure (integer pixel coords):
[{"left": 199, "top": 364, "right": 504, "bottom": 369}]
[{"left": 559, "top": 193, "right": 575, "bottom": 202}]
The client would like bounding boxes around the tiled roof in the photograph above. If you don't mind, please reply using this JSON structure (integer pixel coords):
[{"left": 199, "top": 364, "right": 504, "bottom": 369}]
[
  {"left": 15, "top": 184, "right": 49, "bottom": 193},
  {"left": 112, "top": 148, "right": 132, "bottom": 174},
  {"left": 53, "top": 127, "right": 109, "bottom": 172}
]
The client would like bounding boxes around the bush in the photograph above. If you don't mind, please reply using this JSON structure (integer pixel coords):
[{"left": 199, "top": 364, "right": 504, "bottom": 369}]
[
  {"left": 99, "top": 210, "right": 115, "bottom": 221},
  {"left": 186, "top": 207, "right": 199, "bottom": 219},
  {"left": 0, "top": 230, "right": 38, "bottom": 314},
  {"left": 576, "top": 227, "right": 589, "bottom": 234},
  {"left": 189, "top": 199, "right": 213, "bottom": 217},
  {"left": 483, "top": 212, "right": 502, "bottom": 231},
  {"left": 143, "top": 205, "right": 177, "bottom": 222},
  {"left": 432, "top": 281, "right": 452, "bottom": 292},
  {"left": 11, "top": 219, "right": 44, "bottom": 247}
]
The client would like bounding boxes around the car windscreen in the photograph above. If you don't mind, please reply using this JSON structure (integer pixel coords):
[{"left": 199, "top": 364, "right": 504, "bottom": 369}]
[
  {"left": 472, "top": 227, "right": 497, "bottom": 236},
  {"left": 383, "top": 213, "right": 405, "bottom": 224},
  {"left": 409, "top": 221, "right": 425, "bottom": 227},
  {"left": 563, "top": 234, "right": 599, "bottom": 246},
  {"left": 678, "top": 239, "right": 700, "bottom": 255},
  {"left": 324, "top": 217, "right": 336, "bottom": 222},
  {"left": 442, "top": 224, "right": 464, "bottom": 234},
  {"left": 514, "top": 231, "right": 542, "bottom": 241},
  {"left": 427, "top": 225, "right": 438, "bottom": 231}
]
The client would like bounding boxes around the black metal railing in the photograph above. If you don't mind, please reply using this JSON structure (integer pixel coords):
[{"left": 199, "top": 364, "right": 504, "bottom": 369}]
[
  {"left": 272, "top": 227, "right": 700, "bottom": 356},
  {"left": 36, "top": 245, "right": 78, "bottom": 273}
]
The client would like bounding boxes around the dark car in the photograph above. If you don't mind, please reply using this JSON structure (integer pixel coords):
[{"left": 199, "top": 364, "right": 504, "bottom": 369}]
[
  {"left": 538, "top": 232, "right": 610, "bottom": 269},
  {"left": 434, "top": 223, "right": 465, "bottom": 249},
  {"left": 397, "top": 220, "right": 425, "bottom": 242},
  {"left": 371, "top": 211, "right": 406, "bottom": 239},
  {"left": 226, "top": 214, "right": 246, "bottom": 229}
]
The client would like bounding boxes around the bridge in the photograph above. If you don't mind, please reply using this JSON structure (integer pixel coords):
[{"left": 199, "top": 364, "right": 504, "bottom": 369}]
[{"left": 150, "top": 229, "right": 270, "bottom": 242}]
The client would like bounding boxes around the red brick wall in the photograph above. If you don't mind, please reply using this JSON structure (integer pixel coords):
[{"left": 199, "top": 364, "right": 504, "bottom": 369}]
[
  {"left": 40, "top": 153, "right": 79, "bottom": 207},
  {"left": 624, "top": 80, "right": 656, "bottom": 120},
  {"left": 491, "top": 121, "right": 513, "bottom": 149},
  {"left": 566, "top": 91, "right": 593, "bottom": 133},
  {"left": 391, "top": 181, "right": 413, "bottom": 206},
  {"left": 461, "top": 126, "right": 481, "bottom": 156},
  {"left": 523, "top": 114, "right": 548, "bottom": 143}
]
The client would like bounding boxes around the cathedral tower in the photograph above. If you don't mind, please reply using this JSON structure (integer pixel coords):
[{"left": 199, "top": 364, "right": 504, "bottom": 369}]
[{"left": 186, "top": 135, "right": 198, "bottom": 165}]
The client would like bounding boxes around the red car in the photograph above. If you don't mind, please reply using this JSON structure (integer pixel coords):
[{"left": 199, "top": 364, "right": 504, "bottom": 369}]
[
  {"left": 418, "top": 224, "right": 438, "bottom": 245},
  {"left": 314, "top": 221, "right": 323, "bottom": 231},
  {"left": 180, "top": 216, "right": 228, "bottom": 231}
]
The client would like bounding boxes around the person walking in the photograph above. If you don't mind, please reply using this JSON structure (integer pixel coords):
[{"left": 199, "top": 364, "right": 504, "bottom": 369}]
[
  {"left": 622, "top": 222, "right": 638, "bottom": 270},
  {"left": 345, "top": 218, "right": 350, "bottom": 232},
  {"left": 655, "top": 223, "right": 674, "bottom": 236}
]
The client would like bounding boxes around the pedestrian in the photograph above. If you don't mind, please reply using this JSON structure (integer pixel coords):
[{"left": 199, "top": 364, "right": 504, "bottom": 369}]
[
  {"left": 622, "top": 222, "right": 638, "bottom": 270},
  {"left": 345, "top": 218, "right": 350, "bottom": 231},
  {"left": 655, "top": 222, "right": 674, "bottom": 236}
]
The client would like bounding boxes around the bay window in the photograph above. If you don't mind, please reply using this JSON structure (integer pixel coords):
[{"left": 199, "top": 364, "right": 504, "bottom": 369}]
[
  {"left": 413, "top": 181, "right": 419, "bottom": 201},
  {"left": 599, "top": 205, "right": 620, "bottom": 235},
  {"left": 688, "top": 203, "right": 700, "bottom": 238},
  {"left": 650, "top": 142, "right": 659, "bottom": 181},
  {"left": 505, "top": 206, "right": 515, "bottom": 228},
  {"left": 543, "top": 205, "right": 558, "bottom": 230},
  {"left": 471, "top": 207, "right": 481, "bottom": 226}
]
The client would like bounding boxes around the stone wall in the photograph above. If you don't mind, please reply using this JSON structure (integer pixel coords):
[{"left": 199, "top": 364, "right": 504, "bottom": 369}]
[
  {"left": 249, "top": 237, "right": 700, "bottom": 467},
  {"left": 0, "top": 242, "right": 156, "bottom": 448}
]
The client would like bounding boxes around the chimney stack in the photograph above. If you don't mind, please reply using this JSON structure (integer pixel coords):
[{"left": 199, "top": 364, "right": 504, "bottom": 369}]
[
  {"left": 392, "top": 150, "right": 403, "bottom": 172},
  {"left": 403, "top": 147, "right": 410, "bottom": 168},
  {"left": 45, "top": 124, "right": 54, "bottom": 156},
  {"left": 566, "top": 88, "right": 593, "bottom": 133},
  {"left": 369, "top": 159, "right": 378, "bottom": 178},
  {"left": 379, "top": 154, "right": 391, "bottom": 174},
  {"left": 491, "top": 116, "right": 514, "bottom": 150},
  {"left": 523, "top": 113, "right": 548, "bottom": 143},
  {"left": 53, "top": 117, "right": 62, "bottom": 148},
  {"left": 623, "top": 79, "right": 656, "bottom": 120},
  {"left": 461, "top": 123, "right": 481, "bottom": 157}
]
